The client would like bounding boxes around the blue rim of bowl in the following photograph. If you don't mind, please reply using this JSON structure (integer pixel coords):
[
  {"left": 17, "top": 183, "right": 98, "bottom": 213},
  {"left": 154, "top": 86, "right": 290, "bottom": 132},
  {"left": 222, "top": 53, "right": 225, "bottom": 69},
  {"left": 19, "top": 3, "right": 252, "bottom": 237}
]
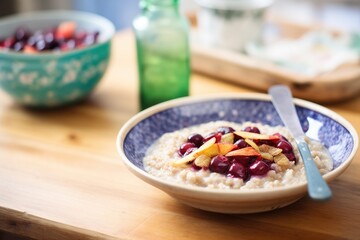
[
  {"left": 0, "top": 10, "right": 115, "bottom": 59},
  {"left": 116, "top": 93, "right": 359, "bottom": 197}
]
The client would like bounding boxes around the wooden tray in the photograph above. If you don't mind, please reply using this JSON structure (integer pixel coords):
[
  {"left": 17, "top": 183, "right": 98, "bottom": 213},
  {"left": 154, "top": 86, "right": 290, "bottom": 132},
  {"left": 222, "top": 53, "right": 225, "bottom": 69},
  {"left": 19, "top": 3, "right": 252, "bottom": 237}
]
[{"left": 190, "top": 19, "right": 360, "bottom": 103}]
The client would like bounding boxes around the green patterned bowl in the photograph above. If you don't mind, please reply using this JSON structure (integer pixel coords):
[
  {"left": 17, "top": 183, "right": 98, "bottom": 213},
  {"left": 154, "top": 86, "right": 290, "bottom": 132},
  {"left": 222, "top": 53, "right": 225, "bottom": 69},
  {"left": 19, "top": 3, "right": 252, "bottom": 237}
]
[{"left": 0, "top": 10, "right": 115, "bottom": 107}]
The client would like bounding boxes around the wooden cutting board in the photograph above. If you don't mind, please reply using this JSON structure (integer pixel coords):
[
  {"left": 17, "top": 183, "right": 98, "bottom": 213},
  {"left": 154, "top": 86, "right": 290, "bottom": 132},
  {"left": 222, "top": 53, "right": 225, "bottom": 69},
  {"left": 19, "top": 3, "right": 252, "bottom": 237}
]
[{"left": 190, "top": 18, "right": 360, "bottom": 103}]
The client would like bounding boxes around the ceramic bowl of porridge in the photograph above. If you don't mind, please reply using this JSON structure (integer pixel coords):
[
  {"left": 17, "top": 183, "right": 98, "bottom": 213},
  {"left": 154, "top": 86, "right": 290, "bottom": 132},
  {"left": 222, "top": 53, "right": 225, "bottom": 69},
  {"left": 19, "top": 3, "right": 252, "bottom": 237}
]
[{"left": 116, "top": 93, "right": 358, "bottom": 214}]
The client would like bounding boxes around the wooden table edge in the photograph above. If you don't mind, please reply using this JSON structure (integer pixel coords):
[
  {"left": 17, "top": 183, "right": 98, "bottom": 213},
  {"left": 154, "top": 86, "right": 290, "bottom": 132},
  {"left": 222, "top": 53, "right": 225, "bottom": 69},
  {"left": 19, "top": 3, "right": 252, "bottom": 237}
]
[{"left": 0, "top": 206, "right": 122, "bottom": 240}]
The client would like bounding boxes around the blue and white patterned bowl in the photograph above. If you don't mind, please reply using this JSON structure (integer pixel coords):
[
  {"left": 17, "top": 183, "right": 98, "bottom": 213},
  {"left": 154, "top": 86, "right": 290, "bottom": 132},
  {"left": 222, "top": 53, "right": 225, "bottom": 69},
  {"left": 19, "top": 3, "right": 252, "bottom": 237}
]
[
  {"left": 116, "top": 93, "right": 358, "bottom": 213},
  {"left": 0, "top": 10, "right": 115, "bottom": 107}
]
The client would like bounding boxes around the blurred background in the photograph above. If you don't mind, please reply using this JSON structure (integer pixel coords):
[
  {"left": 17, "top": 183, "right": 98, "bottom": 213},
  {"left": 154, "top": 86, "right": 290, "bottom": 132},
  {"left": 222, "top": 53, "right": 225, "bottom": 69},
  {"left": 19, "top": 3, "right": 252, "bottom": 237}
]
[
  {"left": 0, "top": 0, "right": 359, "bottom": 32},
  {"left": 0, "top": 0, "right": 359, "bottom": 239}
]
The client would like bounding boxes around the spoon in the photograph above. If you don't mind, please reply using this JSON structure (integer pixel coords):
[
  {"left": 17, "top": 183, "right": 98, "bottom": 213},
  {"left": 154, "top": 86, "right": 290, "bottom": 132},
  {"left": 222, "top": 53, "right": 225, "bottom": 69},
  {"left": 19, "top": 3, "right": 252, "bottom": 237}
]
[{"left": 269, "top": 85, "right": 332, "bottom": 201}]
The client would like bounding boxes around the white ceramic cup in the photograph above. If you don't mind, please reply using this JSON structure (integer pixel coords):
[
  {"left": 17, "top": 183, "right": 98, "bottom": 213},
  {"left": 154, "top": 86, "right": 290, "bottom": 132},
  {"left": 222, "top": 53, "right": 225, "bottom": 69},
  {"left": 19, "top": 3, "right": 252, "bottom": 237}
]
[{"left": 196, "top": 0, "right": 273, "bottom": 51}]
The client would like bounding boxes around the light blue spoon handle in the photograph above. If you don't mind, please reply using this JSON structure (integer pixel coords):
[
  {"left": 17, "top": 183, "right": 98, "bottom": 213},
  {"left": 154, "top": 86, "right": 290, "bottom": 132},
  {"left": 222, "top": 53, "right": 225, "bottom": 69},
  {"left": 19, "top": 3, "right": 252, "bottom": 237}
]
[
  {"left": 269, "top": 85, "right": 332, "bottom": 201},
  {"left": 298, "top": 141, "right": 332, "bottom": 201}
]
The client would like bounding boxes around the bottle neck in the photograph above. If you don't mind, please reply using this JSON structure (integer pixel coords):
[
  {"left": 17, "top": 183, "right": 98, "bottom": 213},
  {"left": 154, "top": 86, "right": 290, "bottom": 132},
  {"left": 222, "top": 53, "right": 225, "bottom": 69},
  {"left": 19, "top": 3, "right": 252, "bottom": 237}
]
[{"left": 140, "top": 0, "right": 179, "bottom": 13}]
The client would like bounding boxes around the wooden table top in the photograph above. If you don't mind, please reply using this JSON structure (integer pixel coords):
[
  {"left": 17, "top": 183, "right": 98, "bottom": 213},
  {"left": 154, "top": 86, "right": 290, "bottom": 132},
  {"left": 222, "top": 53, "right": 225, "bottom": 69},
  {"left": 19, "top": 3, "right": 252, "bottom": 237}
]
[{"left": 0, "top": 30, "right": 359, "bottom": 240}]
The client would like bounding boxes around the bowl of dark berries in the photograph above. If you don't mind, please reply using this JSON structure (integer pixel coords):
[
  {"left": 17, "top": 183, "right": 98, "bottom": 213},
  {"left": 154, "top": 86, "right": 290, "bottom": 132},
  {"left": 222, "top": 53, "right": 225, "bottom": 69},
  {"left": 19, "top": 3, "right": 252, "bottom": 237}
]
[
  {"left": 116, "top": 93, "right": 358, "bottom": 213},
  {"left": 0, "top": 10, "right": 115, "bottom": 107}
]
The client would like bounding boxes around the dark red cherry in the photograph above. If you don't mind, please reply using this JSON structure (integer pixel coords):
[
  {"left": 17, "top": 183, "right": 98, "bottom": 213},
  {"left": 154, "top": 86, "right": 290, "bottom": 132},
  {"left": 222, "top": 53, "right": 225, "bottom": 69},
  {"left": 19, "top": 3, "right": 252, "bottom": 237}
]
[
  {"left": 13, "top": 41, "right": 24, "bottom": 52},
  {"left": 191, "top": 162, "right": 202, "bottom": 171},
  {"left": 44, "top": 31, "right": 58, "bottom": 49},
  {"left": 234, "top": 139, "right": 249, "bottom": 149},
  {"left": 227, "top": 163, "right": 250, "bottom": 181},
  {"left": 284, "top": 152, "right": 296, "bottom": 162},
  {"left": 184, "top": 147, "right": 198, "bottom": 156},
  {"left": 262, "top": 159, "right": 273, "bottom": 166},
  {"left": 209, "top": 155, "right": 230, "bottom": 174},
  {"left": 3, "top": 37, "right": 15, "bottom": 48},
  {"left": 276, "top": 140, "right": 293, "bottom": 153},
  {"left": 249, "top": 160, "right": 270, "bottom": 176},
  {"left": 65, "top": 39, "right": 76, "bottom": 50},
  {"left": 15, "top": 27, "right": 30, "bottom": 41},
  {"left": 83, "top": 31, "right": 99, "bottom": 46},
  {"left": 26, "top": 35, "right": 37, "bottom": 47},
  {"left": 217, "top": 126, "right": 235, "bottom": 135},
  {"left": 179, "top": 142, "right": 196, "bottom": 156},
  {"left": 231, "top": 156, "right": 257, "bottom": 167},
  {"left": 35, "top": 39, "right": 48, "bottom": 51},
  {"left": 273, "top": 133, "right": 289, "bottom": 143},
  {"left": 187, "top": 133, "right": 204, "bottom": 147},
  {"left": 203, "top": 132, "right": 222, "bottom": 143},
  {"left": 243, "top": 126, "right": 260, "bottom": 134},
  {"left": 260, "top": 140, "right": 275, "bottom": 146}
]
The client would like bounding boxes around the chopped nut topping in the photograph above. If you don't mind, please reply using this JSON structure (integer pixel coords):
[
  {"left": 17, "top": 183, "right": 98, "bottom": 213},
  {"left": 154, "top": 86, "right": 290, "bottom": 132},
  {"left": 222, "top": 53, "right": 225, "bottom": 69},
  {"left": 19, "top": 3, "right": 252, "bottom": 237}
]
[
  {"left": 260, "top": 152, "right": 274, "bottom": 161},
  {"left": 259, "top": 144, "right": 283, "bottom": 156},
  {"left": 274, "top": 153, "right": 291, "bottom": 170}
]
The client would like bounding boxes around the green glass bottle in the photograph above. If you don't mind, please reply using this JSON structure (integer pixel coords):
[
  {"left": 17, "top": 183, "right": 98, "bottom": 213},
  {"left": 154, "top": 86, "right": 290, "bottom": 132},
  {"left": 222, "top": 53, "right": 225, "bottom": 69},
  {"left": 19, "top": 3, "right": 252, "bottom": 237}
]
[{"left": 133, "top": 0, "right": 190, "bottom": 110}]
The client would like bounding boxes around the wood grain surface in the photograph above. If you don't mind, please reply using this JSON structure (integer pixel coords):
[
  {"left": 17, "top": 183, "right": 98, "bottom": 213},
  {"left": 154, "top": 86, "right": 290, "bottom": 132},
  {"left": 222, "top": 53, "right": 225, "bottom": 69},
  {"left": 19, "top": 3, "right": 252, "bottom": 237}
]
[{"left": 0, "top": 30, "right": 359, "bottom": 240}]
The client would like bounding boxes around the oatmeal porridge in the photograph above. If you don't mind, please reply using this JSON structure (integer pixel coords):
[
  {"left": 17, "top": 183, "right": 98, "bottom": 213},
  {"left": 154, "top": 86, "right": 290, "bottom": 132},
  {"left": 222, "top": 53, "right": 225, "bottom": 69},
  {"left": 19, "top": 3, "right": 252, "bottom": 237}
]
[{"left": 143, "top": 121, "right": 333, "bottom": 190}]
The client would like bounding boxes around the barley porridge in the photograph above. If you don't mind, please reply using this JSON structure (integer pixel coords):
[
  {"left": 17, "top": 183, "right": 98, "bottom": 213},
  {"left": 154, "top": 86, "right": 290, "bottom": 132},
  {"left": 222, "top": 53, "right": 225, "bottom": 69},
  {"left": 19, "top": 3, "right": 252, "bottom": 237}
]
[{"left": 143, "top": 121, "right": 333, "bottom": 190}]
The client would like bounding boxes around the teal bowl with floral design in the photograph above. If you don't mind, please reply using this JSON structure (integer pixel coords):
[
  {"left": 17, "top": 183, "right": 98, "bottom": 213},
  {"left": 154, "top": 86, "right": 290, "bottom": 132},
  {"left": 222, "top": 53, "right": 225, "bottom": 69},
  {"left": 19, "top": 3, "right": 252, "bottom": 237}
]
[{"left": 0, "top": 10, "right": 115, "bottom": 107}]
